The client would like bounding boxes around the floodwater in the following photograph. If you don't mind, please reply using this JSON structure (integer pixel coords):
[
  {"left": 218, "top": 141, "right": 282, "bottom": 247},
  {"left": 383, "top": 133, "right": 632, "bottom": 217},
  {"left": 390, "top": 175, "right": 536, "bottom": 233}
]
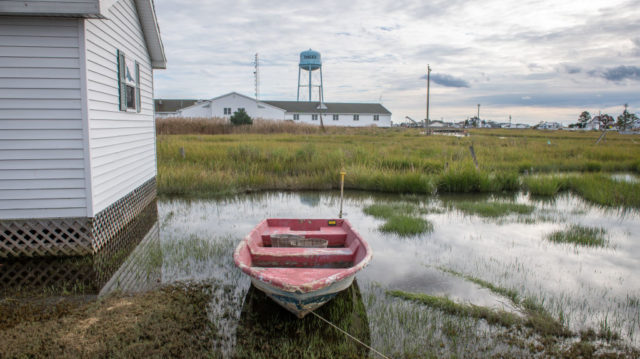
[
  {"left": 2, "top": 190, "right": 640, "bottom": 356},
  {"left": 158, "top": 190, "right": 640, "bottom": 353}
]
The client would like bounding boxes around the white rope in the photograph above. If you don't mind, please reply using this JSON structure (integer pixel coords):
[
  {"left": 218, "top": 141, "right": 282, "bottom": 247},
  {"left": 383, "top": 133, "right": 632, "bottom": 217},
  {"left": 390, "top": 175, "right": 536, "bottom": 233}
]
[{"left": 310, "top": 310, "right": 392, "bottom": 359}]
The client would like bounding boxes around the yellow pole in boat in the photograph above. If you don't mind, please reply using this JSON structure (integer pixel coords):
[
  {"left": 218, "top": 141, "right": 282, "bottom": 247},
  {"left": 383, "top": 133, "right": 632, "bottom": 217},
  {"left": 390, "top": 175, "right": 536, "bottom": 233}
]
[{"left": 339, "top": 170, "right": 346, "bottom": 218}]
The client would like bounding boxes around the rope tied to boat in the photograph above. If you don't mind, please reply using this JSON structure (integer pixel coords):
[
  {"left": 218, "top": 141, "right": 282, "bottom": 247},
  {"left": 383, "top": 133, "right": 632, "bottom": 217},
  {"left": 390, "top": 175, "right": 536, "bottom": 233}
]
[{"left": 310, "top": 310, "right": 392, "bottom": 359}]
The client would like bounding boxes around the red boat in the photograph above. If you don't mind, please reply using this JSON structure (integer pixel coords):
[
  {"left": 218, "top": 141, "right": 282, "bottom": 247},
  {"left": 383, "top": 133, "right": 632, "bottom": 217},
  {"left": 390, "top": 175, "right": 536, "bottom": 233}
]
[{"left": 234, "top": 218, "right": 372, "bottom": 318}]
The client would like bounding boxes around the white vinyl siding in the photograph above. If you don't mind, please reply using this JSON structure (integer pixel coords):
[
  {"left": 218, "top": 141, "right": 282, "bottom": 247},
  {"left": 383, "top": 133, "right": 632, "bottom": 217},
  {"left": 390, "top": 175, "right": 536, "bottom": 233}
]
[
  {"left": 84, "top": 0, "right": 156, "bottom": 214},
  {"left": 0, "top": 16, "right": 88, "bottom": 219},
  {"left": 283, "top": 113, "right": 391, "bottom": 127},
  {"left": 0, "top": 1, "right": 101, "bottom": 16}
]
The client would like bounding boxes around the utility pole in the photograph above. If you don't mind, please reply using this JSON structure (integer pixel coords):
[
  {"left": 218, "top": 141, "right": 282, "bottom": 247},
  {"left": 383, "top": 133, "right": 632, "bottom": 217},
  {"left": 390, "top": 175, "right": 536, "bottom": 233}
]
[
  {"left": 426, "top": 64, "right": 431, "bottom": 135},
  {"left": 477, "top": 104, "right": 480, "bottom": 127}
]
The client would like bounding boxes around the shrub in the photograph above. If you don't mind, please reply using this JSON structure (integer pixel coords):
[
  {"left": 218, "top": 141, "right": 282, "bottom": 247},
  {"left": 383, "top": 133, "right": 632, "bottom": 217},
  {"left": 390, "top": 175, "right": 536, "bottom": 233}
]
[{"left": 230, "top": 108, "right": 253, "bottom": 125}]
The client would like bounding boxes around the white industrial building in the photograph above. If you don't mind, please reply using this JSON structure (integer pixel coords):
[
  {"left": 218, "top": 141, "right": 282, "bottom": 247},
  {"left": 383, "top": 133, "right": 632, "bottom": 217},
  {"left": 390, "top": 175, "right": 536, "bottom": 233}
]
[
  {"left": 173, "top": 92, "right": 392, "bottom": 127},
  {"left": 0, "top": 0, "right": 165, "bottom": 258}
]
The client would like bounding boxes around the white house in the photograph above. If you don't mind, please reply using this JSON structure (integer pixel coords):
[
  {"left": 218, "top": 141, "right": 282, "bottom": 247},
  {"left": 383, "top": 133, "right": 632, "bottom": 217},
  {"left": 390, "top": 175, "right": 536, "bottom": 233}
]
[
  {"left": 538, "top": 122, "right": 562, "bottom": 130},
  {"left": 174, "top": 92, "right": 392, "bottom": 127},
  {"left": 0, "top": 0, "right": 166, "bottom": 258},
  {"left": 584, "top": 118, "right": 601, "bottom": 131}
]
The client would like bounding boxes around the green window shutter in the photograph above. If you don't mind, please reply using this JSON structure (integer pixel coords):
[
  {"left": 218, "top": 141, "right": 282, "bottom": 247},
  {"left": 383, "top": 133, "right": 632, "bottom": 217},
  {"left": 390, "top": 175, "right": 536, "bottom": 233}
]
[
  {"left": 135, "top": 61, "right": 141, "bottom": 113},
  {"left": 117, "top": 50, "right": 127, "bottom": 111}
]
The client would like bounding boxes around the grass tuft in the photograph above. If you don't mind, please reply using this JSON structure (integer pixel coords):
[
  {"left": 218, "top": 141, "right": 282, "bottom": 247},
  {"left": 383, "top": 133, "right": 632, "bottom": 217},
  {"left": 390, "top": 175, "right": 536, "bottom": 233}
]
[
  {"left": 386, "top": 290, "right": 520, "bottom": 328},
  {"left": 363, "top": 202, "right": 434, "bottom": 236},
  {"left": 438, "top": 267, "right": 520, "bottom": 304},
  {"left": 379, "top": 215, "right": 434, "bottom": 236},
  {"left": 451, "top": 201, "right": 534, "bottom": 218},
  {"left": 547, "top": 225, "right": 608, "bottom": 247}
]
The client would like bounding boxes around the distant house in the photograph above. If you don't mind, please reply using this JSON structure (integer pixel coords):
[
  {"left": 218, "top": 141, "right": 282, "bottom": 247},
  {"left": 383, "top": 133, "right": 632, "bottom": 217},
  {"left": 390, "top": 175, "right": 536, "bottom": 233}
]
[
  {"left": 428, "top": 120, "right": 446, "bottom": 127},
  {"left": 584, "top": 119, "right": 601, "bottom": 131},
  {"left": 0, "top": 0, "right": 166, "bottom": 258},
  {"left": 155, "top": 99, "right": 199, "bottom": 118},
  {"left": 176, "top": 92, "right": 392, "bottom": 127},
  {"left": 538, "top": 122, "right": 562, "bottom": 130}
]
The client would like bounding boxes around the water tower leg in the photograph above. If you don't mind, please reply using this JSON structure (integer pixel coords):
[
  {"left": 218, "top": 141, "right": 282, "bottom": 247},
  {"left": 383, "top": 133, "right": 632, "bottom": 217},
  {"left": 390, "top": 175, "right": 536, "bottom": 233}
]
[
  {"left": 308, "top": 66, "right": 312, "bottom": 102},
  {"left": 297, "top": 67, "right": 301, "bottom": 101},
  {"left": 320, "top": 67, "right": 324, "bottom": 105}
]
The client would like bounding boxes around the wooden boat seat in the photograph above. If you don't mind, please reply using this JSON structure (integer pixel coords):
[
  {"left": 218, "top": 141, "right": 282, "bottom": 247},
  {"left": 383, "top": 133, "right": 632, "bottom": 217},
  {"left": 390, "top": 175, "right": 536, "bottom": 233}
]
[
  {"left": 261, "top": 226, "right": 348, "bottom": 247},
  {"left": 248, "top": 241, "right": 358, "bottom": 268}
]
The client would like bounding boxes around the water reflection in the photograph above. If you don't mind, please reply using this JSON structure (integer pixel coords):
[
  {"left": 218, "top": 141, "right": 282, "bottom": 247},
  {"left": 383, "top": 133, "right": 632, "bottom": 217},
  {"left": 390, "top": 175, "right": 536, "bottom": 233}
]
[
  {"left": 235, "top": 280, "right": 370, "bottom": 358},
  {"left": 0, "top": 200, "right": 161, "bottom": 298},
  {"left": 159, "top": 190, "right": 640, "bottom": 344}
]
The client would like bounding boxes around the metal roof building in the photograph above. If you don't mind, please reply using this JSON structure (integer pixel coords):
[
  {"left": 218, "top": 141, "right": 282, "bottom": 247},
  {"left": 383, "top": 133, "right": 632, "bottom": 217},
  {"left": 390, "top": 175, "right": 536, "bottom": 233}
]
[{"left": 173, "top": 92, "right": 392, "bottom": 127}]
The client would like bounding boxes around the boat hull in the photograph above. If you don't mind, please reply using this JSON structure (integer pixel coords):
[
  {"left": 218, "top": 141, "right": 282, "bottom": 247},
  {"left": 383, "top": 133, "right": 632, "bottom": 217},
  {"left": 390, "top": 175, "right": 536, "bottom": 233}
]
[
  {"left": 234, "top": 218, "right": 372, "bottom": 319},
  {"left": 250, "top": 275, "right": 356, "bottom": 318}
]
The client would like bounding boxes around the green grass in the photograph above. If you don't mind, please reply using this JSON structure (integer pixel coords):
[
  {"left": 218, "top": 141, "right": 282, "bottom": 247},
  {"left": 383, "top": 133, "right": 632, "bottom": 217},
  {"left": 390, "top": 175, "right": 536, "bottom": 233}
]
[
  {"left": 363, "top": 202, "right": 419, "bottom": 219},
  {"left": 547, "top": 225, "right": 608, "bottom": 247},
  {"left": 379, "top": 215, "right": 434, "bottom": 236},
  {"left": 387, "top": 289, "right": 571, "bottom": 338},
  {"left": 438, "top": 267, "right": 520, "bottom": 304},
  {"left": 157, "top": 128, "right": 640, "bottom": 207},
  {"left": 363, "top": 202, "right": 434, "bottom": 236},
  {"left": 434, "top": 268, "right": 569, "bottom": 337},
  {"left": 386, "top": 290, "right": 521, "bottom": 328},
  {"left": 450, "top": 201, "right": 535, "bottom": 218}
]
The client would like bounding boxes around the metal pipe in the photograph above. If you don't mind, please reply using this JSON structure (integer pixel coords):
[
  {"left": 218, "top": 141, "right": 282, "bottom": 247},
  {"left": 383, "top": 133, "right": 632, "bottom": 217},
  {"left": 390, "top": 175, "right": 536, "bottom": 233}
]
[{"left": 339, "top": 170, "right": 346, "bottom": 218}]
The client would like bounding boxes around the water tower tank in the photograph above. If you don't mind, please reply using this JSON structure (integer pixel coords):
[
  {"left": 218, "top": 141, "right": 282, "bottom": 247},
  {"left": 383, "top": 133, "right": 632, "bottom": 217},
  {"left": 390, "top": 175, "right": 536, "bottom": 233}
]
[{"left": 299, "top": 49, "right": 321, "bottom": 71}]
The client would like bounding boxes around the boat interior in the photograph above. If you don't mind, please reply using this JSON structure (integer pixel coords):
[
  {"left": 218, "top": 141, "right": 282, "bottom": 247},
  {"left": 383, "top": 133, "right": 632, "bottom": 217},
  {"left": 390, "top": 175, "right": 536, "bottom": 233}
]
[{"left": 245, "top": 219, "right": 368, "bottom": 269}]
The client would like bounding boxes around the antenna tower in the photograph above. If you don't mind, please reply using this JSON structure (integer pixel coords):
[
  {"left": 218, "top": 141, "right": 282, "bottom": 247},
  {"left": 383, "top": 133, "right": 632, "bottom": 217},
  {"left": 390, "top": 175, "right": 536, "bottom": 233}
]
[{"left": 254, "top": 53, "right": 259, "bottom": 100}]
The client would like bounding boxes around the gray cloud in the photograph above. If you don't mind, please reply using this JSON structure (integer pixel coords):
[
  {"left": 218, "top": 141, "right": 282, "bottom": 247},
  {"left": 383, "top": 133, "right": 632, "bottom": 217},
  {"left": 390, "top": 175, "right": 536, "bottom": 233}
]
[
  {"left": 420, "top": 73, "right": 470, "bottom": 88},
  {"left": 564, "top": 65, "right": 582, "bottom": 74},
  {"left": 601, "top": 66, "right": 640, "bottom": 81},
  {"left": 153, "top": 0, "right": 640, "bottom": 124}
]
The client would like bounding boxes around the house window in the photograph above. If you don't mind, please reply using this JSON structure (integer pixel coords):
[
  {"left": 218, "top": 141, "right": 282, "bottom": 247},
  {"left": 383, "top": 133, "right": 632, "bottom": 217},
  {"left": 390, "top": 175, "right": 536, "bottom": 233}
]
[
  {"left": 374, "top": 115, "right": 379, "bottom": 121},
  {"left": 126, "top": 86, "right": 136, "bottom": 109},
  {"left": 353, "top": 114, "right": 359, "bottom": 121},
  {"left": 293, "top": 114, "right": 300, "bottom": 120},
  {"left": 117, "top": 50, "right": 140, "bottom": 112},
  {"left": 333, "top": 114, "right": 339, "bottom": 121},
  {"left": 224, "top": 108, "right": 231, "bottom": 115},
  {"left": 312, "top": 114, "right": 318, "bottom": 121},
  {"left": 238, "top": 108, "right": 245, "bottom": 112}
]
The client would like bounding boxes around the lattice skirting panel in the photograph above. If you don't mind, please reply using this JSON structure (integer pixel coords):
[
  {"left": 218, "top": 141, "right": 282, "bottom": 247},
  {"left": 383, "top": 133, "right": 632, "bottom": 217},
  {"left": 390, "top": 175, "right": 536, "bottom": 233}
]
[
  {"left": 1, "top": 201, "right": 159, "bottom": 296},
  {"left": 0, "top": 177, "right": 156, "bottom": 259}
]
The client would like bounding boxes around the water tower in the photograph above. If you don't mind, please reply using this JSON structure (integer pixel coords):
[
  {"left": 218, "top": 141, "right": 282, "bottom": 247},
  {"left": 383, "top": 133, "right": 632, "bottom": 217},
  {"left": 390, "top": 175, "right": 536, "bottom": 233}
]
[{"left": 297, "top": 49, "right": 325, "bottom": 107}]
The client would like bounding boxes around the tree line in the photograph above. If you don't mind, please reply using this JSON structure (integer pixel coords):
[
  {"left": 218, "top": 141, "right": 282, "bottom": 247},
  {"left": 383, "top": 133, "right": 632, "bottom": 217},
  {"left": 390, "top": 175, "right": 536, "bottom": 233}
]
[{"left": 573, "top": 104, "right": 639, "bottom": 130}]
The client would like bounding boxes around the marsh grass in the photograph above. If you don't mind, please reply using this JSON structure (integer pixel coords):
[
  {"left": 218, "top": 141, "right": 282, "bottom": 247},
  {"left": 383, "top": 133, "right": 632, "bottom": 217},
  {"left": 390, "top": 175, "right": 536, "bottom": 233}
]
[
  {"left": 0, "top": 283, "right": 218, "bottom": 358},
  {"left": 379, "top": 215, "right": 434, "bottom": 236},
  {"left": 363, "top": 202, "right": 434, "bottom": 236},
  {"left": 438, "top": 267, "right": 520, "bottom": 304},
  {"left": 547, "top": 225, "right": 608, "bottom": 247},
  {"left": 387, "top": 290, "right": 521, "bottom": 328},
  {"left": 387, "top": 289, "right": 571, "bottom": 338},
  {"left": 450, "top": 201, "right": 535, "bottom": 218},
  {"left": 157, "top": 129, "right": 640, "bottom": 207}
]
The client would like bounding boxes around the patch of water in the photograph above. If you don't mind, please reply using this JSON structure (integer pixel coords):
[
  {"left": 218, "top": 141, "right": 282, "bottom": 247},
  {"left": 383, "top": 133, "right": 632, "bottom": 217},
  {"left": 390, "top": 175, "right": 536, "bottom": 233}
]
[
  {"left": 158, "top": 191, "right": 640, "bottom": 349},
  {"left": 611, "top": 173, "right": 640, "bottom": 183}
]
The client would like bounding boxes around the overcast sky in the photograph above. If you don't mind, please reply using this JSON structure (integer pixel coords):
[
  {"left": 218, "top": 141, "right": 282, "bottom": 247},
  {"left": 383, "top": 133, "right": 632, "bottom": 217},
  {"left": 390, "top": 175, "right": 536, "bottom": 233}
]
[{"left": 153, "top": 0, "right": 640, "bottom": 124}]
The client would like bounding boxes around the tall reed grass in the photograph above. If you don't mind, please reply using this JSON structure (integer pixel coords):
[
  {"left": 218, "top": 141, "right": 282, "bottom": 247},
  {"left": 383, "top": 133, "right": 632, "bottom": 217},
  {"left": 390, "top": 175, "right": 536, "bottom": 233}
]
[{"left": 156, "top": 127, "right": 640, "bottom": 207}]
